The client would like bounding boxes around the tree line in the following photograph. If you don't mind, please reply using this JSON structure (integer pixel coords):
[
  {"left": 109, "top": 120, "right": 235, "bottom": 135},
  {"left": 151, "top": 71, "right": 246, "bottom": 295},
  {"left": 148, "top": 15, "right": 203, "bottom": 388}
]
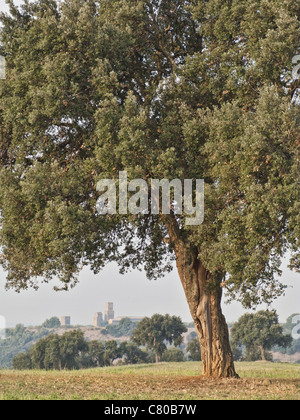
[
  {"left": 11, "top": 310, "right": 299, "bottom": 370},
  {"left": 0, "top": 324, "right": 51, "bottom": 369},
  {"left": 12, "top": 331, "right": 150, "bottom": 370},
  {"left": 12, "top": 314, "right": 191, "bottom": 370}
]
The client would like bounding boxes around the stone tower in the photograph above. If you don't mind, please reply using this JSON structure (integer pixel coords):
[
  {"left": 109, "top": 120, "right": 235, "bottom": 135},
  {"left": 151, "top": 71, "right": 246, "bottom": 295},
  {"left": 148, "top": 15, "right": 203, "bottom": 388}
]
[
  {"left": 61, "top": 316, "right": 71, "bottom": 326},
  {"left": 104, "top": 302, "right": 114, "bottom": 322},
  {"left": 93, "top": 312, "right": 103, "bottom": 327}
]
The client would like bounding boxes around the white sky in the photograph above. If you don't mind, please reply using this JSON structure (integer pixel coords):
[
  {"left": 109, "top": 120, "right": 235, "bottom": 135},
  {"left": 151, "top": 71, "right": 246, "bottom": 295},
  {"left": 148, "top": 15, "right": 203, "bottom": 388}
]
[
  {"left": 0, "top": 0, "right": 20, "bottom": 14},
  {"left": 0, "top": 257, "right": 299, "bottom": 327},
  {"left": 0, "top": 0, "right": 299, "bottom": 327}
]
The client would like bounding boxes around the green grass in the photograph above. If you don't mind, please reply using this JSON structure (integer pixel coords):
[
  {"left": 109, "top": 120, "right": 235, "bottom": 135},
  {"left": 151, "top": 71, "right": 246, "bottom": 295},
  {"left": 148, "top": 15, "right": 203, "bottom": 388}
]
[
  {"left": 0, "top": 362, "right": 299, "bottom": 400},
  {"left": 235, "top": 361, "right": 300, "bottom": 379}
]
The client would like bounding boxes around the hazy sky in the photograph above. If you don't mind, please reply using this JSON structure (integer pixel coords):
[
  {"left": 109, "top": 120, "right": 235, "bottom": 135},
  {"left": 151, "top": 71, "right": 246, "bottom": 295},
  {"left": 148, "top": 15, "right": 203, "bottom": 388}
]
[
  {"left": 0, "top": 257, "right": 299, "bottom": 327},
  {"left": 0, "top": 0, "right": 22, "bottom": 14},
  {"left": 0, "top": 0, "right": 299, "bottom": 327}
]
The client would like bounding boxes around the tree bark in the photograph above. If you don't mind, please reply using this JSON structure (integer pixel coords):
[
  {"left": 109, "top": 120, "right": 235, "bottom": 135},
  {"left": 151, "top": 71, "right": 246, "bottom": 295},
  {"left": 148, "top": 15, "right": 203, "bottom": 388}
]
[
  {"left": 259, "top": 346, "right": 266, "bottom": 361},
  {"left": 167, "top": 221, "right": 239, "bottom": 378},
  {"left": 153, "top": 337, "right": 161, "bottom": 363}
]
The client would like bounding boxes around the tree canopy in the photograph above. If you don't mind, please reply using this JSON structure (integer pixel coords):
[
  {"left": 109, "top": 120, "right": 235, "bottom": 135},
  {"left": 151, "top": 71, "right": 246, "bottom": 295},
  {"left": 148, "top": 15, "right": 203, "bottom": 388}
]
[
  {"left": 231, "top": 310, "right": 292, "bottom": 361},
  {"left": 104, "top": 318, "right": 137, "bottom": 337},
  {"left": 132, "top": 313, "right": 187, "bottom": 362},
  {"left": 0, "top": 0, "right": 298, "bottom": 302},
  {"left": 186, "top": 338, "right": 202, "bottom": 362},
  {"left": 42, "top": 317, "right": 61, "bottom": 329}
]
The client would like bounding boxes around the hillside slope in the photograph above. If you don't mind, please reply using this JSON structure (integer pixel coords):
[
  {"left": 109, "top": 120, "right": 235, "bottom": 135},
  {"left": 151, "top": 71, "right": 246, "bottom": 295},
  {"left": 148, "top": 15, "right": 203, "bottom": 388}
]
[{"left": 0, "top": 325, "right": 130, "bottom": 369}]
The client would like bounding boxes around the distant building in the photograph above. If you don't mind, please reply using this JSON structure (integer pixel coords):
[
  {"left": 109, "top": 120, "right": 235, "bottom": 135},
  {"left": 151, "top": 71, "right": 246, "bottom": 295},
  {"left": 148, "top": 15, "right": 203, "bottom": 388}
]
[
  {"left": 104, "top": 302, "right": 115, "bottom": 323},
  {"left": 93, "top": 312, "right": 103, "bottom": 327},
  {"left": 108, "top": 316, "right": 143, "bottom": 325},
  {"left": 94, "top": 303, "right": 143, "bottom": 326},
  {"left": 61, "top": 316, "right": 71, "bottom": 326}
]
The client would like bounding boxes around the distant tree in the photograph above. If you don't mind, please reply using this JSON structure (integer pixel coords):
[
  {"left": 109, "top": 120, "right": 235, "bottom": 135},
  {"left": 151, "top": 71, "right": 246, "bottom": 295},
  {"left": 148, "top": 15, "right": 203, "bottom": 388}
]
[
  {"left": 273, "top": 314, "right": 300, "bottom": 356},
  {"left": 105, "top": 318, "right": 137, "bottom": 338},
  {"left": 30, "top": 337, "right": 47, "bottom": 370},
  {"left": 12, "top": 352, "right": 32, "bottom": 370},
  {"left": 87, "top": 340, "right": 105, "bottom": 367},
  {"left": 103, "top": 340, "right": 120, "bottom": 366},
  {"left": 285, "top": 339, "right": 300, "bottom": 356},
  {"left": 59, "top": 330, "right": 88, "bottom": 370},
  {"left": 161, "top": 347, "right": 184, "bottom": 363},
  {"left": 231, "top": 310, "right": 292, "bottom": 361},
  {"left": 282, "top": 314, "right": 300, "bottom": 336},
  {"left": 76, "top": 340, "right": 105, "bottom": 368},
  {"left": 186, "top": 338, "right": 202, "bottom": 362},
  {"left": 13, "top": 324, "right": 26, "bottom": 336},
  {"left": 42, "top": 317, "right": 61, "bottom": 329},
  {"left": 0, "top": 324, "right": 49, "bottom": 369},
  {"left": 118, "top": 341, "right": 148, "bottom": 365},
  {"left": 44, "top": 334, "right": 61, "bottom": 370},
  {"left": 13, "top": 331, "right": 106, "bottom": 370},
  {"left": 132, "top": 314, "right": 187, "bottom": 363},
  {"left": 231, "top": 346, "right": 243, "bottom": 363}
]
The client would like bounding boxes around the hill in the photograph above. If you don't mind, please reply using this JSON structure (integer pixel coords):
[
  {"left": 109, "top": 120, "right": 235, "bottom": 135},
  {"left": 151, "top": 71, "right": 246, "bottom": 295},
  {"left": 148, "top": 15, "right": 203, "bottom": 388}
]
[
  {"left": 0, "top": 362, "right": 299, "bottom": 400},
  {"left": 0, "top": 324, "right": 130, "bottom": 369},
  {"left": 41, "top": 326, "right": 130, "bottom": 343}
]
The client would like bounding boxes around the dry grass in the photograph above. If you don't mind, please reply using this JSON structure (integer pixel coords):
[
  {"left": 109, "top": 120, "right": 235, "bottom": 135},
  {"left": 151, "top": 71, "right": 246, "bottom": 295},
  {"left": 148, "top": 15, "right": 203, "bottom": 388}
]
[{"left": 0, "top": 362, "right": 299, "bottom": 400}]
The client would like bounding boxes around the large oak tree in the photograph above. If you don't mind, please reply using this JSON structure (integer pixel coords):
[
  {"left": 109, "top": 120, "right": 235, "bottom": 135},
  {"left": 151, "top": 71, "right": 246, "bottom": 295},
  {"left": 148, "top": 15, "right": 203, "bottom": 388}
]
[{"left": 0, "top": 0, "right": 299, "bottom": 377}]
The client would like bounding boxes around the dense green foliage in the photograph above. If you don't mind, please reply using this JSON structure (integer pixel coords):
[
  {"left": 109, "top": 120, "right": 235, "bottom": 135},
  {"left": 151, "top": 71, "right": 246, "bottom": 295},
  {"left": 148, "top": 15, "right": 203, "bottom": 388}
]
[
  {"left": 42, "top": 317, "right": 61, "bottom": 329},
  {"left": 186, "top": 338, "right": 202, "bottom": 361},
  {"left": 103, "top": 318, "right": 137, "bottom": 338},
  {"left": 0, "top": 0, "right": 298, "bottom": 307},
  {"left": 12, "top": 331, "right": 150, "bottom": 370},
  {"left": 161, "top": 347, "right": 185, "bottom": 363},
  {"left": 231, "top": 310, "right": 293, "bottom": 361},
  {"left": 1, "top": 314, "right": 188, "bottom": 369},
  {"left": 0, "top": 324, "right": 49, "bottom": 368},
  {"left": 274, "top": 313, "right": 300, "bottom": 355},
  {"left": 5, "top": 312, "right": 300, "bottom": 369},
  {"left": 13, "top": 330, "right": 89, "bottom": 370},
  {"left": 132, "top": 313, "right": 187, "bottom": 362}
]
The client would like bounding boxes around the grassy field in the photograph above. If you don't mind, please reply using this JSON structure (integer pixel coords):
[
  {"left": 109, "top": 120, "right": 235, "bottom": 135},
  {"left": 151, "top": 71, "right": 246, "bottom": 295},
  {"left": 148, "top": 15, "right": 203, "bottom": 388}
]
[{"left": 0, "top": 362, "right": 299, "bottom": 400}]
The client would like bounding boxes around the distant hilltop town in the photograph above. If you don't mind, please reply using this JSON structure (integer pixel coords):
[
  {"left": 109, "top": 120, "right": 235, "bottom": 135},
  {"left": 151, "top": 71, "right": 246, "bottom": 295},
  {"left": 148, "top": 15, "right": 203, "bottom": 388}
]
[{"left": 60, "top": 302, "right": 143, "bottom": 327}]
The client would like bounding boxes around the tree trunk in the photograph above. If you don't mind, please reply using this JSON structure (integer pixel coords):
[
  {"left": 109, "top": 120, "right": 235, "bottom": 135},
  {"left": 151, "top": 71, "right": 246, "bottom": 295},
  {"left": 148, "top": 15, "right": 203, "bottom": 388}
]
[
  {"left": 259, "top": 346, "right": 266, "bottom": 361},
  {"left": 181, "top": 256, "right": 238, "bottom": 378},
  {"left": 167, "top": 222, "right": 238, "bottom": 378},
  {"left": 153, "top": 337, "right": 161, "bottom": 363}
]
